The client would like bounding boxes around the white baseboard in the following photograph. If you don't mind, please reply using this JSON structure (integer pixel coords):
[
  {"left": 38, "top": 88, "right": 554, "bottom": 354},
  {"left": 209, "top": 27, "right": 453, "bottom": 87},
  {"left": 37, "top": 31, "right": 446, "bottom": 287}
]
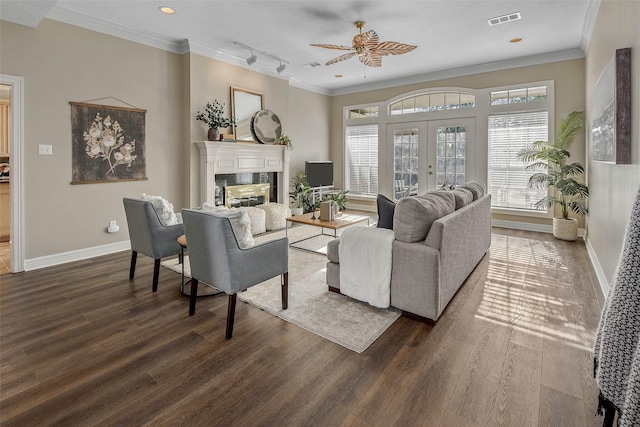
[
  {"left": 24, "top": 240, "right": 131, "bottom": 271},
  {"left": 491, "top": 219, "right": 586, "bottom": 238},
  {"left": 492, "top": 219, "right": 553, "bottom": 234},
  {"left": 585, "top": 236, "right": 610, "bottom": 297}
]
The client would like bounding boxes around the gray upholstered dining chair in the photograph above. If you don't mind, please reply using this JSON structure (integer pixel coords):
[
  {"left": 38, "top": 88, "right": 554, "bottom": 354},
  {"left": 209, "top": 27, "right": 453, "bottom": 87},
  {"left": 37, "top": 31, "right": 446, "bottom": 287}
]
[
  {"left": 123, "top": 197, "right": 184, "bottom": 292},
  {"left": 182, "top": 208, "right": 288, "bottom": 340}
]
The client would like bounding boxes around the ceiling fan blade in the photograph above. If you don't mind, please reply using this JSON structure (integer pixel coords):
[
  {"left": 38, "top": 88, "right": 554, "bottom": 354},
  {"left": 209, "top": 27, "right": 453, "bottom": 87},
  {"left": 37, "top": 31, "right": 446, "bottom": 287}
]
[
  {"left": 359, "top": 52, "right": 382, "bottom": 67},
  {"left": 310, "top": 43, "right": 354, "bottom": 51},
  {"left": 354, "top": 30, "right": 379, "bottom": 49},
  {"left": 372, "top": 41, "right": 417, "bottom": 56},
  {"left": 326, "top": 52, "right": 358, "bottom": 66}
]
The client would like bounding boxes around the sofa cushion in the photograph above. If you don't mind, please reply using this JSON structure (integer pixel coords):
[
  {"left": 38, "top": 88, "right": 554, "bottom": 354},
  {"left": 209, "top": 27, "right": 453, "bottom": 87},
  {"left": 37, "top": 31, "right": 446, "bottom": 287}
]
[
  {"left": 458, "top": 181, "right": 486, "bottom": 200},
  {"left": 376, "top": 194, "right": 396, "bottom": 230},
  {"left": 140, "top": 193, "right": 181, "bottom": 226},
  {"left": 451, "top": 188, "right": 474, "bottom": 209},
  {"left": 393, "top": 191, "right": 456, "bottom": 243}
]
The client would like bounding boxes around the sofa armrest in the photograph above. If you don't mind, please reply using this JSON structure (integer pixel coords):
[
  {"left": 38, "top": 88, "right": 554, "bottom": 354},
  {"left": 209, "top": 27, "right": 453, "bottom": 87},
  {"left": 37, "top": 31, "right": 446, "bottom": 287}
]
[{"left": 327, "top": 238, "right": 340, "bottom": 263}]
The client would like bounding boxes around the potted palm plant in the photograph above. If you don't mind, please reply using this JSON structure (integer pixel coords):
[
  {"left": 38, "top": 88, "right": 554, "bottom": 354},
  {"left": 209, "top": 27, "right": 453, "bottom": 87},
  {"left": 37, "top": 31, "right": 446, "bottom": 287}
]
[{"left": 517, "top": 111, "right": 589, "bottom": 241}]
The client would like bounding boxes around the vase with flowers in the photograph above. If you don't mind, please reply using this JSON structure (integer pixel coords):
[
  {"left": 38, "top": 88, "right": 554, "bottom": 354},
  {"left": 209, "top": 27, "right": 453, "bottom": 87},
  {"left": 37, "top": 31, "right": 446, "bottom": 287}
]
[
  {"left": 278, "top": 134, "right": 292, "bottom": 150},
  {"left": 196, "top": 100, "right": 235, "bottom": 141}
]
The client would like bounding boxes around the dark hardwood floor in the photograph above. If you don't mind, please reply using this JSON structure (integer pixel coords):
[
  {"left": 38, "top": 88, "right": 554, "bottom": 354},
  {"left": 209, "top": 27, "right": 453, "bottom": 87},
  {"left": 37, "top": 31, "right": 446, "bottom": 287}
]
[{"left": 0, "top": 228, "right": 604, "bottom": 426}]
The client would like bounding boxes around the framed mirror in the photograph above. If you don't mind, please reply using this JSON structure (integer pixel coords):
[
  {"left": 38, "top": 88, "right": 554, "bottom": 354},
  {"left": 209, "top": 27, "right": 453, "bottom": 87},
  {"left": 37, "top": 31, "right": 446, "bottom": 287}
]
[{"left": 231, "top": 87, "right": 263, "bottom": 142}]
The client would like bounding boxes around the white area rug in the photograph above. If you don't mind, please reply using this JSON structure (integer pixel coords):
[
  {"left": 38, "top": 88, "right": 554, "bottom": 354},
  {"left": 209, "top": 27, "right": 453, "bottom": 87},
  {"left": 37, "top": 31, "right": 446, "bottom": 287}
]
[{"left": 162, "top": 222, "right": 400, "bottom": 353}]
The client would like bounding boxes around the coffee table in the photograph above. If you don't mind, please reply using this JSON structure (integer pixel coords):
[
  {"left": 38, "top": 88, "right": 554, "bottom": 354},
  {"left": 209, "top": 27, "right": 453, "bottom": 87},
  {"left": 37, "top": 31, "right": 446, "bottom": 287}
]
[{"left": 285, "top": 211, "right": 370, "bottom": 254}]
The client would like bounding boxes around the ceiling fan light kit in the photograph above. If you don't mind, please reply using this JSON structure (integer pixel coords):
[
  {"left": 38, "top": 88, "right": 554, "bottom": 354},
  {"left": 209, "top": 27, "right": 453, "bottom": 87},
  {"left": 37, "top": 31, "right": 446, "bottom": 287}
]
[{"left": 310, "top": 20, "right": 417, "bottom": 68}]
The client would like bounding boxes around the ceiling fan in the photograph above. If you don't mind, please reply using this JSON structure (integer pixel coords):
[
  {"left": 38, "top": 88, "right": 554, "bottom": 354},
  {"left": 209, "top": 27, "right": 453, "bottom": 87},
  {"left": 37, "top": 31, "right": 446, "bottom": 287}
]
[{"left": 310, "top": 21, "right": 417, "bottom": 67}]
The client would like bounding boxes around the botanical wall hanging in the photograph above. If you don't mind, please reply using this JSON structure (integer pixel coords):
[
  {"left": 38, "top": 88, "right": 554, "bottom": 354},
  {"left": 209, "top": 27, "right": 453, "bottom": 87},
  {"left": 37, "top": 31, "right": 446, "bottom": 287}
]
[{"left": 70, "top": 102, "right": 147, "bottom": 184}]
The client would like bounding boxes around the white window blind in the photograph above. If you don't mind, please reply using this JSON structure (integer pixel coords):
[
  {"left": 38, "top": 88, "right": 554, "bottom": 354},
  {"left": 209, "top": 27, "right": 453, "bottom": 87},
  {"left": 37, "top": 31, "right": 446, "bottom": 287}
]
[
  {"left": 488, "top": 111, "right": 549, "bottom": 210},
  {"left": 345, "top": 124, "right": 378, "bottom": 196}
]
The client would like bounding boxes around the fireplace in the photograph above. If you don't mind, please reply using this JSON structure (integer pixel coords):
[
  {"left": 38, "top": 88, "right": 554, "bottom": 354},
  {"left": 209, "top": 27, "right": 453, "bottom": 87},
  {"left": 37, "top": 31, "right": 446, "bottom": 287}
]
[{"left": 195, "top": 141, "right": 290, "bottom": 207}]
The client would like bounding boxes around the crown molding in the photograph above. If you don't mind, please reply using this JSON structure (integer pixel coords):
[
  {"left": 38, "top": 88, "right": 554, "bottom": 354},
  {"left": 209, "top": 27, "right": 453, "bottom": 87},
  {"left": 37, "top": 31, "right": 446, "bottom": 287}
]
[
  {"left": 328, "top": 48, "right": 586, "bottom": 96},
  {"left": 581, "top": 0, "right": 602, "bottom": 52},
  {"left": 46, "top": 5, "right": 589, "bottom": 97},
  {"left": 47, "top": 6, "right": 185, "bottom": 53},
  {"left": 187, "top": 40, "right": 293, "bottom": 84}
]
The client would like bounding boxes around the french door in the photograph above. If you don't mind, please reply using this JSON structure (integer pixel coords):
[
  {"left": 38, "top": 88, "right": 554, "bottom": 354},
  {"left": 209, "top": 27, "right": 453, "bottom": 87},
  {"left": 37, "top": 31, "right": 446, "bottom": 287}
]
[{"left": 387, "top": 118, "right": 475, "bottom": 200}]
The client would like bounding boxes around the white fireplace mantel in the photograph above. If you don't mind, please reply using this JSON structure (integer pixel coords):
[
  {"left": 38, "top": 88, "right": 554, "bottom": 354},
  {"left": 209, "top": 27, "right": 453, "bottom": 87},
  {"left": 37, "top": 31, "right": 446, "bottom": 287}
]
[{"left": 195, "top": 141, "right": 290, "bottom": 206}]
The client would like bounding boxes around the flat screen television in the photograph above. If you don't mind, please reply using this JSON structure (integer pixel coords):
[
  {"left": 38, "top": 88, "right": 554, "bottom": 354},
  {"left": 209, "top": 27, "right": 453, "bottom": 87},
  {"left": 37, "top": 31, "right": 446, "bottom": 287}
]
[{"left": 305, "top": 161, "right": 333, "bottom": 188}]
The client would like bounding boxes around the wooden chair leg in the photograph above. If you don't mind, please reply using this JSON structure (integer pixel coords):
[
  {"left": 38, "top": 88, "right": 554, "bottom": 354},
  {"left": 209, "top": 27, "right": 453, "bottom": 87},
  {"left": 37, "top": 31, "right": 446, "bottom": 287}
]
[
  {"left": 189, "top": 279, "right": 199, "bottom": 316},
  {"left": 129, "top": 251, "right": 137, "bottom": 280},
  {"left": 281, "top": 272, "right": 288, "bottom": 310},
  {"left": 226, "top": 294, "right": 237, "bottom": 340},
  {"left": 152, "top": 259, "right": 161, "bottom": 292}
]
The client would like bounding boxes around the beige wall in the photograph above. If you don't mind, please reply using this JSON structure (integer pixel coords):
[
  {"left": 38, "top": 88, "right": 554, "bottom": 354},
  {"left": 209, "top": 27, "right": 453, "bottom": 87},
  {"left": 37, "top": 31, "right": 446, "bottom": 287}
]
[
  {"left": 0, "top": 18, "right": 331, "bottom": 261},
  {"left": 585, "top": 0, "right": 640, "bottom": 285},
  {"left": 0, "top": 19, "right": 186, "bottom": 259},
  {"left": 186, "top": 54, "right": 331, "bottom": 207},
  {"left": 330, "top": 59, "right": 586, "bottom": 219}
]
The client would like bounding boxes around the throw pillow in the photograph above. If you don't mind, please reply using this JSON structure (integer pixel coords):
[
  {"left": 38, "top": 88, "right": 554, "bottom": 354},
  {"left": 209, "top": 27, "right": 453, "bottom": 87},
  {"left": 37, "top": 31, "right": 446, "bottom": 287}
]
[
  {"left": 202, "top": 204, "right": 254, "bottom": 248},
  {"left": 458, "top": 181, "right": 486, "bottom": 200},
  {"left": 376, "top": 194, "right": 396, "bottom": 230},
  {"left": 140, "top": 193, "right": 181, "bottom": 226},
  {"left": 393, "top": 191, "right": 455, "bottom": 243},
  {"left": 450, "top": 188, "right": 474, "bottom": 209}
]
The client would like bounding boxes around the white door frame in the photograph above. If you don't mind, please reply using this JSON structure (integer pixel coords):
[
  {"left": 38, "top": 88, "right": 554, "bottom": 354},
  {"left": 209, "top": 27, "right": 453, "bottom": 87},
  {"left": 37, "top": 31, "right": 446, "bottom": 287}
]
[
  {"left": 427, "top": 118, "right": 476, "bottom": 189},
  {"left": 1, "top": 74, "right": 25, "bottom": 272},
  {"left": 386, "top": 121, "right": 428, "bottom": 199}
]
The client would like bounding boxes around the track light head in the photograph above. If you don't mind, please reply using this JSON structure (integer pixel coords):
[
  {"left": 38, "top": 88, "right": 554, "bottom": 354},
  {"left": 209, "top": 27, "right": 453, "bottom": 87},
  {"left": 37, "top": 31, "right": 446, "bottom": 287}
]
[
  {"left": 246, "top": 54, "right": 257, "bottom": 66},
  {"left": 276, "top": 62, "right": 287, "bottom": 74}
]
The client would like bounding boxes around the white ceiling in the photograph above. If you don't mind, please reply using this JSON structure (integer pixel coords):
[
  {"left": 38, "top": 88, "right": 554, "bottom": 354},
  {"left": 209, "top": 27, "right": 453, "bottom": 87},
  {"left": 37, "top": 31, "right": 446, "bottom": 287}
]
[{"left": 0, "top": 0, "right": 597, "bottom": 95}]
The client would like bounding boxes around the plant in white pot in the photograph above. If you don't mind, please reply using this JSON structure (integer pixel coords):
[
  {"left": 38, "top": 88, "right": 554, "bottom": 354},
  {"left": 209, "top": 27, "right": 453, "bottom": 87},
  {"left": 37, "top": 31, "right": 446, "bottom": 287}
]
[
  {"left": 517, "top": 111, "right": 589, "bottom": 241},
  {"left": 289, "top": 172, "right": 310, "bottom": 216}
]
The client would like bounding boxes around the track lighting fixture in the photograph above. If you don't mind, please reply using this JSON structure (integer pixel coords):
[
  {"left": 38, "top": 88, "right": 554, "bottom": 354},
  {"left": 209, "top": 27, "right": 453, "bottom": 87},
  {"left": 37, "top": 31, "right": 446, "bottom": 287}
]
[
  {"left": 246, "top": 53, "right": 258, "bottom": 66},
  {"left": 234, "top": 42, "right": 289, "bottom": 74}
]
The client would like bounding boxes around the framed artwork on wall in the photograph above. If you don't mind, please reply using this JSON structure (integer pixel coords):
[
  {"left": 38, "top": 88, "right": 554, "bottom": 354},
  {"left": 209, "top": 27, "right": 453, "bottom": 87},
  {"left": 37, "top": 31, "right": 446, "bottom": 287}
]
[
  {"left": 591, "top": 47, "right": 631, "bottom": 164},
  {"left": 70, "top": 102, "right": 147, "bottom": 184}
]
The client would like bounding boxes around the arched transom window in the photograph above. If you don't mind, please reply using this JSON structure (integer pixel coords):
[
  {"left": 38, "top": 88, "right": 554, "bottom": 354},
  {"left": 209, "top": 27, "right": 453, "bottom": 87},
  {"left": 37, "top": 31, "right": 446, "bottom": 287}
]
[{"left": 389, "top": 92, "right": 475, "bottom": 115}]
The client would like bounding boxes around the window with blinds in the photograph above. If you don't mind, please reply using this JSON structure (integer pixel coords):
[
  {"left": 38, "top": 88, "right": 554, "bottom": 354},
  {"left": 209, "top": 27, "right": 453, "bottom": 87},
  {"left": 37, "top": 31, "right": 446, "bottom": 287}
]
[
  {"left": 345, "top": 124, "right": 378, "bottom": 196},
  {"left": 488, "top": 111, "right": 549, "bottom": 210}
]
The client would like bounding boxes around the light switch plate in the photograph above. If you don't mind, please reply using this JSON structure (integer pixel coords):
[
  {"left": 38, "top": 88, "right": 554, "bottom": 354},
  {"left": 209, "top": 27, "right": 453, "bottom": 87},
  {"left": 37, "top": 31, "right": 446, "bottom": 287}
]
[{"left": 38, "top": 144, "right": 53, "bottom": 155}]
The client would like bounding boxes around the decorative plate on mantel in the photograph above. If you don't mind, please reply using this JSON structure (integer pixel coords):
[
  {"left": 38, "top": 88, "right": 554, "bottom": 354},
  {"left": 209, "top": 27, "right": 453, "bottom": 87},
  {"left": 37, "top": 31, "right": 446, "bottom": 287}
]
[{"left": 250, "top": 109, "right": 282, "bottom": 144}]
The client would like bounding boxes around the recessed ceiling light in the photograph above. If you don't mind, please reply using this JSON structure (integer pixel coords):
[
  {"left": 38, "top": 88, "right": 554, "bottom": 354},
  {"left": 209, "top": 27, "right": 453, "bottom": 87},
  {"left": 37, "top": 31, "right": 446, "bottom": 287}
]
[
  {"left": 159, "top": 6, "right": 175, "bottom": 14},
  {"left": 510, "top": 37, "right": 523, "bottom": 43}
]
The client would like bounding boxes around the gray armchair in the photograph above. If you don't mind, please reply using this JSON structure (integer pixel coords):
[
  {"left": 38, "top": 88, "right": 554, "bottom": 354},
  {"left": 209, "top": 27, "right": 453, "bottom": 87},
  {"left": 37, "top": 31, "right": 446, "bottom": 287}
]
[
  {"left": 182, "top": 208, "right": 288, "bottom": 340},
  {"left": 123, "top": 198, "right": 184, "bottom": 292}
]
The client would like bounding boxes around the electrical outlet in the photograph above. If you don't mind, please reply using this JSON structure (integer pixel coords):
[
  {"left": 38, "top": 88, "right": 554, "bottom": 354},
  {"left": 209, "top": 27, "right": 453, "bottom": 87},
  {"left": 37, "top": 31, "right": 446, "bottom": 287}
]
[
  {"left": 109, "top": 220, "right": 117, "bottom": 227},
  {"left": 38, "top": 144, "right": 53, "bottom": 155}
]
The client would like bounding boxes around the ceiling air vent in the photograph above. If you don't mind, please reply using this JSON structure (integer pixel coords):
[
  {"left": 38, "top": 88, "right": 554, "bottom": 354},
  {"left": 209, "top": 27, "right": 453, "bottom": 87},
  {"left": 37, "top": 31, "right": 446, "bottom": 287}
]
[{"left": 487, "top": 12, "right": 521, "bottom": 26}]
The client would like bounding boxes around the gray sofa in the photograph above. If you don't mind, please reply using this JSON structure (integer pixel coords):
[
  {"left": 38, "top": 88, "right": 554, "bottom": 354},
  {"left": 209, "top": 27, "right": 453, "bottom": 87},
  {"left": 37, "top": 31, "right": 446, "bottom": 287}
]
[{"left": 326, "top": 187, "right": 491, "bottom": 322}]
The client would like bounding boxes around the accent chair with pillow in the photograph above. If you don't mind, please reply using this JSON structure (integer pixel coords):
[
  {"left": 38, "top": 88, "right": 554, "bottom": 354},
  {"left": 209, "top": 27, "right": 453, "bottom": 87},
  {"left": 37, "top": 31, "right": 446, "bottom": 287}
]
[
  {"left": 182, "top": 208, "right": 289, "bottom": 339},
  {"left": 123, "top": 197, "right": 184, "bottom": 292}
]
